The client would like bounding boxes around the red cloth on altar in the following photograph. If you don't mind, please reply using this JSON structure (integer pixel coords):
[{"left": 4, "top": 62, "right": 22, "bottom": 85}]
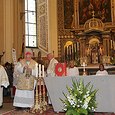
[{"left": 55, "top": 63, "right": 67, "bottom": 76}]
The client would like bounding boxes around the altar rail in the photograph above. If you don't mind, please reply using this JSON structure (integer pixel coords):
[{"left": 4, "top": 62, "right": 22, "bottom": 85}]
[{"left": 44, "top": 75, "right": 115, "bottom": 113}]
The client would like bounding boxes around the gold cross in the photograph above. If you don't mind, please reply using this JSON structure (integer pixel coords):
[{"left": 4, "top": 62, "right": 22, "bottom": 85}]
[{"left": 92, "top": 10, "right": 95, "bottom": 18}]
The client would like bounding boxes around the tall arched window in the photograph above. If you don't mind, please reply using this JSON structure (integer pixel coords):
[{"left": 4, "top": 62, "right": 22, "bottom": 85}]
[{"left": 25, "top": 0, "right": 37, "bottom": 47}]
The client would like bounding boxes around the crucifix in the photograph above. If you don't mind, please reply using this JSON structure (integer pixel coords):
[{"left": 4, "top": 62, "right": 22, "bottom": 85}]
[{"left": 81, "top": 62, "right": 87, "bottom": 76}]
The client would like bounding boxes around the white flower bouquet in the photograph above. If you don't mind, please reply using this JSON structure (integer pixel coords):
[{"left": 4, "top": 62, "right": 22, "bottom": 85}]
[{"left": 60, "top": 78, "right": 99, "bottom": 115}]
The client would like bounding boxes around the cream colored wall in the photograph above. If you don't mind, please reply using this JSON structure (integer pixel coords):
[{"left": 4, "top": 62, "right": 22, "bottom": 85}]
[
  {"left": 0, "top": 0, "right": 24, "bottom": 64},
  {"left": 3, "top": 0, "right": 14, "bottom": 64},
  {"left": 48, "top": 0, "right": 58, "bottom": 57},
  {"left": 0, "top": 0, "right": 4, "bottom": 59}
]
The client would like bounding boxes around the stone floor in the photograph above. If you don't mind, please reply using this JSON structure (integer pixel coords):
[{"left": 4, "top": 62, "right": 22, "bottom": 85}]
[{"left": 0, "top": 96, "right": 15, "bottom": 114}]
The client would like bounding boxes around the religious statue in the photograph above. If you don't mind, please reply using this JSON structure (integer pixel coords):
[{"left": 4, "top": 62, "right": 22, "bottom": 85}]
[
  {"left": 71, "top": 13, "right": 75, "bottom": 29},
  {"left": 37, "top": 51, "right": 44, "bottom": 65}
]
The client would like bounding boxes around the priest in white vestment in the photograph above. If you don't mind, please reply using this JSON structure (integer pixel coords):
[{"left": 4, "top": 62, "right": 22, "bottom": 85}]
[
  {"left": 47, "top": 53, "right": 58, "bottom": 77},
  {"left": 96, "top": 64, "right": 108, "bottom": 75},
  {"left": 0, "top": 65, "right": 9, "bottom": 108},
  {"left": 67, "top": 60, "right": 79, "bottom": 76},
  {"left": 13, "top": 57, "right": 22, "bottom": 88},
  {"left": 13, "top": 57, "right": 22, "bottom": 98},
  {"left": 47, "top": 53, "right": 58, "bottom": 105},
  {"left": 13, "top": 52, "right": 37, "bottom": 109}
]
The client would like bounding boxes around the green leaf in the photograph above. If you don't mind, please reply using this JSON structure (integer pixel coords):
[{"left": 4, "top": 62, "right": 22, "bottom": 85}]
[
  {"left": 84, "top": 81, "right": 91, "bottom": 91},
  {"left": 63, "top": 91, "right": 67, "bottom": 98},
  {"left": 90, "top": 89, "right": 99, "bottom": 97},
  {"left": 66, "top": 109, "right": 79, "bottom": 115},
  {"left": 89, "top": 84, "right": 93, "bottom": 92},
  {"left": 60, "top": 98, "right": 65, "bottom": 103},
  {"left": 80, "top": 108, "right": 88, "bottom": 115},
  {"left": 72, "top": 78, "right": 77, "bottom": 89}
]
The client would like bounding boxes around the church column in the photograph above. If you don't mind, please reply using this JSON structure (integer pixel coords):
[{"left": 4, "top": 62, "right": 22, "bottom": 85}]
[
  {"left": 80, "top": 37, "right": 87, "bottom": 64},
  {"left": 1, "top": 0, "right": 24, "bottom": 64},
  {"left": 79, "top": 38, "right": 83, "bottom": 58},
  {"left": 13, "top": 0, "right": 25, "bottom": 59},
  {"left": 0, "top": 0, "right": 4, "bottom": 64},
  {"left": 107, "top": 38, "right": 110, "bottom": 56},
  {"left": 102, "top": 34, "right": 110, "bottom": 63},
  {"left": 48, "top": 0, "right": 58, "bottom": 57},
  {"left": 102, "top": 37, "right": 107, "bottom": 56},
  {"left": 3, "top": 0, "right": 14, "bottom": 63},
  {"left": 81, "top": 36, "right": 87, "bottom": 64},
  {"left": 102, "top": 35, "right": 111, "bottom": 56},
  {"left": 82, "top": 37, "right": 86, "bottom": 57}
]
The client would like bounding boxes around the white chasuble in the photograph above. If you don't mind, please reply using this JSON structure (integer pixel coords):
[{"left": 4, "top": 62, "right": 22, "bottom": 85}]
[
  {"left": 0, "top": 65, "right": 9, "bottom": 106},
  {"left": 47, "top": 58, "right": 58, "bottom": 104},
  {"left": 13, "top": 59, "right": 37, "bottom": 108},
  {"left": 47, "top": 58, "right": 58, "bottom": 77}
]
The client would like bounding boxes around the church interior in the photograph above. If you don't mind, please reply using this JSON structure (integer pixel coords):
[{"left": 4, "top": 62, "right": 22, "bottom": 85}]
[{"left": 0, "top": 0, "right": 115, "bottom": 114}]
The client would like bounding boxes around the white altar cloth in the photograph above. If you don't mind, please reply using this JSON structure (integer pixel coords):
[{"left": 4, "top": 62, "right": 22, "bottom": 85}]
[{"left": 44, "top": 75, "right": 115, "bottom": 113}]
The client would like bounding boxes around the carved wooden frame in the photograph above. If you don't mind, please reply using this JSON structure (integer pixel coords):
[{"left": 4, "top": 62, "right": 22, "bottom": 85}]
[{"left": 74, "top": 0, "right": 115, "bottom": 29}]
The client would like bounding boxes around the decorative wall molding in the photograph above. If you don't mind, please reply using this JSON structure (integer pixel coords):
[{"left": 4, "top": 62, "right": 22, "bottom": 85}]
[{"left": 37, "top": 0, "right": 48, "bottom": 52}]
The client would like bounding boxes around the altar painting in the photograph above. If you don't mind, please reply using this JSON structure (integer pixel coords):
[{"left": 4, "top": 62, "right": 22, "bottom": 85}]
[
  {"left": 79, "top": 0, "right": 112, "bottom": 24},
  {"left": 63, "top": 0, "right": 74, "bottom": 29}
]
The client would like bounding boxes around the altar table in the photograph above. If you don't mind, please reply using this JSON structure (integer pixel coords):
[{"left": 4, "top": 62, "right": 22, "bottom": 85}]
[{"left": 44, "top": 75, "right": 115, "bottom": 113}]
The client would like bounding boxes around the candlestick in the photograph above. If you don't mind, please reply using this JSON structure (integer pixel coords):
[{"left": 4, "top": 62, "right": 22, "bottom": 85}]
[
  {"left": 42, "top": 65, "right": 44, "bottom": 77},
  {"left": 35, "top": 63, "right": 38, "bottom": 77},
  {"left": 39, "top": 64, "right": 41, "bottom": 77}
]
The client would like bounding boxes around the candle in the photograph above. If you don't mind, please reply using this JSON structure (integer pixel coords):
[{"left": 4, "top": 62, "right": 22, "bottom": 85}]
[
  {"left": 39, "top": 64, "right": 41, "bottom": 77},
  {"left": 74, "top": 43, "right": 76, "bottom": 52},
  {"left": 111, "top": 40, "right": 112, "bottom": 49},
  {"left": 42, "top": 65, "right": 44, "bottom": 77},
  {"left": 72, "top": 44, "right": 73, "bottom": 53},
  {"left": 70, "top": 46, "right": 71, "bottom": 55},
  {"left": 35, "top": 63, "right": 38, "bottom": 77},
  {"left": 77, "top": 42, "right": 79, "bottom": 51},
  {"left": 67, "top": 46, "right": 68, "bottom": 55}
]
